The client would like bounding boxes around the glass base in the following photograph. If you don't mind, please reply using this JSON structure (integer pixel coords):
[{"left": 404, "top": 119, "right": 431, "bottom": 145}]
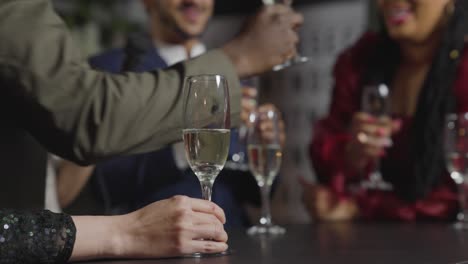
[
  {"left": 453, "top": 221, "right": 468, "bottom": 230},
  {"left": 272, "top": 56, "right": 309, "bottom": 71},
  {"left": 247, "top": 225, "right": 286, "bottom": 236},
  {"left": 187, "top": 249, "right": 232, "bottom": 258},
  {"left": 361, "top": 179, "right": 393, "bottom": 191},
  {"left": 453, "top": 212, "right": 468, "bottom": 230}
]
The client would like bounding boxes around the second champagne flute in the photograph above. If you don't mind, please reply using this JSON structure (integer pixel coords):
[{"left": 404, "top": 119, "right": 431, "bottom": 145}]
[
  {"left": 360, "top": 84, "right": 393, "bottom": 191},
  {"left": 444, "top": 113, "right": 468, "bottom": 230},
  {"left": 246, "top": 108, "right": 285, "bottom": 235}
]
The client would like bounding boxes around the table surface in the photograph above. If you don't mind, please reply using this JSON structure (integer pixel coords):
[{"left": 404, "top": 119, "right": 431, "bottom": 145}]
[{"left": 82, "top": 223, "right": 468, "bottom": 264}]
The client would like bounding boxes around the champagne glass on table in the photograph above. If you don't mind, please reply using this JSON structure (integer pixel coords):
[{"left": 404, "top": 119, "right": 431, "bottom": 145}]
[
  {"left": 444, "top": 113, "right": 468, "bottom": 230},
  {"left": 246, "top": 108, "right": 285, "bottom": 235},
  {"left": 360, "top": 84, "right": 394, "bottom": 191},
  {"left": 183, "top": 75, "right": 231, "bottom": 256},
  {"left": 262, "top": 0, "right": 309, "bottom": 71}
]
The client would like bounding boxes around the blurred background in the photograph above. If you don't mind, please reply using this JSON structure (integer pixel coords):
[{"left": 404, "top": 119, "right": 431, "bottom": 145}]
[{"left": 52, "top": 0, "right": 373, "bottom": 224}]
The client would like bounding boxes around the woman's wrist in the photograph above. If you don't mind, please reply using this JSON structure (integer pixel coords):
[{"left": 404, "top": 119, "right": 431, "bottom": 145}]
[
  {"left": 70, "top": 215, "right": 128, "bottom": 261},
  {"left": 108, "top": 213, "right": 136, "bottom": 258}
]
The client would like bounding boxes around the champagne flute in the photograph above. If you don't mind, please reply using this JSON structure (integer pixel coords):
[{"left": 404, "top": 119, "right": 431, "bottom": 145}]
[
  {"left": 444, "top": 113, "right": 468, "bottom": 230},
  {"left": 246, "top": 108, "right": 285, "bottom": 235},
  {"left": 183, "top": 75, "right": 231, "bottom": 256},
  {"left": 262, "top": 0, "right": 309, "bottom": 71},
  {"left": 360, "top": 84, "right": 393, "bottom": 191}
]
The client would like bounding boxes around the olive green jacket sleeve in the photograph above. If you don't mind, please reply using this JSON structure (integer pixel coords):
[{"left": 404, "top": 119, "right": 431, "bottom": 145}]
[{"left": 0, "top": 0, "right": 240, "bottom": 165}]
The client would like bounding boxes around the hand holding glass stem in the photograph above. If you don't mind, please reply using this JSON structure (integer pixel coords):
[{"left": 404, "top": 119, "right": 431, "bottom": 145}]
[
  {"left": 359, "top": 84, "right": 394, "bottom": 191},
  {"left": 262, "top": 0, "right": 309, "bottom": 71}
]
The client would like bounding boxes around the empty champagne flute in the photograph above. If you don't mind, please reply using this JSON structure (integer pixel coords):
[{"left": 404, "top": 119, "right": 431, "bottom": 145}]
[
  {"left": 183, "top": 75, "right": 231, "bottom": 256},
  {"left": 262, "top": 0, "right": 309, "bottom": 71},
  {"left": 360, "top": 84, "right": 393, "bottom": 191},
  {"left": 444, "top": 113, "right": 468, "bottom": 230},
  {"left": 246, "top": 108, "right": 285, "bottom": 235}
]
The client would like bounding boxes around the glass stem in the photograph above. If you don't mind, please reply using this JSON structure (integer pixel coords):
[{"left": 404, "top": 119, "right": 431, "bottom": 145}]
[
  {"left": 259, "top": 183, "right": 272, "bottom": 226},
  {"left": 457, "top": 182, "right": 468, "bottom": 223},
  {"left": 370, "top": 159, "right": 383, "bottom": 182},
  {"left": 200, "top": 179, "right": 214, "bottom": 201}
]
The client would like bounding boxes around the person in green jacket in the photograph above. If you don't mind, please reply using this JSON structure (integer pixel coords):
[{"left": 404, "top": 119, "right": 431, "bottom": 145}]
[{"left": 0, "top": 0, "right": 303, "bottom": 262}]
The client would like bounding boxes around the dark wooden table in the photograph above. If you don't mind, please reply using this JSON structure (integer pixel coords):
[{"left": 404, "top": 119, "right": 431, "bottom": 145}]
[{"left": 83, "top": 223, "right": 468, "bottom": 264}]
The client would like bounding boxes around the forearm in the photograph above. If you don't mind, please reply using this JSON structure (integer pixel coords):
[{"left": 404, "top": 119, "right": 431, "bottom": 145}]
[
  {"left": 71, "top": 197, "right": 230, "bottom": 261},
  {"left": 311, "top": 129, "right": 358, "bottom": 185},
  {"left": 0, "top": 0, "right": 241, "bottom": 164}
]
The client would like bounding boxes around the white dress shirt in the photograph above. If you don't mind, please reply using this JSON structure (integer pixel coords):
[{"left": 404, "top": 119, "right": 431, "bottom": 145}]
[{"left": 45, "top": 155, "right": 61, "bottom": 212}]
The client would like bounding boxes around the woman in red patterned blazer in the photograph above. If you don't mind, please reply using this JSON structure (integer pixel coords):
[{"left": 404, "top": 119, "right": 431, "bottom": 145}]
[{"left": 304, "top": 0, "right": 468, "bottom": 221}]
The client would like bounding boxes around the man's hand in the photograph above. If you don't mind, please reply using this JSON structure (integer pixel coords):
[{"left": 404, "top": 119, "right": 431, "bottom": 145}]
[
  {"left": 241, "top": 86, "right": 258, "bottom": 124},
  {"left": 223, "top": 4, "right": 304, "bottom": 77},
  {"left": 257, "top": 104, "right": 286, "bottom": 147}
]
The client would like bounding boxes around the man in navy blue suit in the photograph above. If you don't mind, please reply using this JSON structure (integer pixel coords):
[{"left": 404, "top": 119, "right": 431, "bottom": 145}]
[{"left": 59, "top": 0, "right": 267, "bottom": 227}]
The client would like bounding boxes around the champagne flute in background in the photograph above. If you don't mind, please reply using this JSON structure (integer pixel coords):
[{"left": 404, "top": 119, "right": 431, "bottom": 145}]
[
  {"left": 444, "top": 113, "right": 468, "bottom": 230},
  {"left": 183, "top": 75, "right": 231, "bottom": 256},
  {"left": 360, "top": 84, "right": 393, "bottom": 191},
  {"left": 263, "top": 0, "right": 309, "bottom": 71},
  {"left": 247, "top": 108, "right": 285, "bottom": 235}
]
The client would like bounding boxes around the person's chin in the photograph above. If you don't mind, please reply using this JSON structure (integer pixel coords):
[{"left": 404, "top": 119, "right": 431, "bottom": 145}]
[
  {"left": 180, "top": 26, "right": 204, "bottom": 38},
  {"left": 387, "top": 27, "right": 416, "bottom": 42}
]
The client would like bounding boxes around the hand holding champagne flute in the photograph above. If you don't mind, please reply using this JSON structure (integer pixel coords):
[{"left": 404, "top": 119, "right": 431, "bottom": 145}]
[
  {"left": 262, "top": 0, "right": 308, "bottom": 71},
  {"left": 359, "top": 84, "right": 394, "bottom": 191}
]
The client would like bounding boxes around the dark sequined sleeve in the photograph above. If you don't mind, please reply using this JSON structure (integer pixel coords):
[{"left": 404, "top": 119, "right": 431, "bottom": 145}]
[{"left": 0, "top": 210, "right": 76, "bottom": 264}]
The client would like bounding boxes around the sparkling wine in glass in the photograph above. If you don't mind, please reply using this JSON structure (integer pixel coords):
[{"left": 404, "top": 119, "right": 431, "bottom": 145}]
[
  {"left": 247, "top": 108, "right": 285, "bottom": 235},
  {"left": 262, "top": 0, "right": 309, "bottom": 71},
  {"left": 444, "top": 113, "right": 468, "bottom": 230},
  {"left": 360, "top": 84, "right": 393, "bottom": 191},
  {"left": 183, "top": 74, "right": 231, "bottom": 256},
  {"left": 184, "top": 129, "right": 230, "bottom": 199}
]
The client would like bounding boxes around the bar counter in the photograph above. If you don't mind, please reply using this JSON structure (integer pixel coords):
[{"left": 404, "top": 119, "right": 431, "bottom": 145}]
[{"left": 82, "top": 223, "right": 468, "bottom": 264}]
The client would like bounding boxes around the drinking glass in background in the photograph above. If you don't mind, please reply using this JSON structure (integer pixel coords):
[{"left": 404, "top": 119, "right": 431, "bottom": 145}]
[
  {"left": 360, "top": 84, "right": 393, "bottom": 191},
  {"left": 262, "top": 0, "right": 309, "bottom": 71},
  {"left": 444, "top": 113, "right": 468, "bottom": 230},
  {"left": 246, "top": 108, "right": 285, "bottom": 235},
  {"left": 183, "top": 75, "right": 230, "bottom": 202}
]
